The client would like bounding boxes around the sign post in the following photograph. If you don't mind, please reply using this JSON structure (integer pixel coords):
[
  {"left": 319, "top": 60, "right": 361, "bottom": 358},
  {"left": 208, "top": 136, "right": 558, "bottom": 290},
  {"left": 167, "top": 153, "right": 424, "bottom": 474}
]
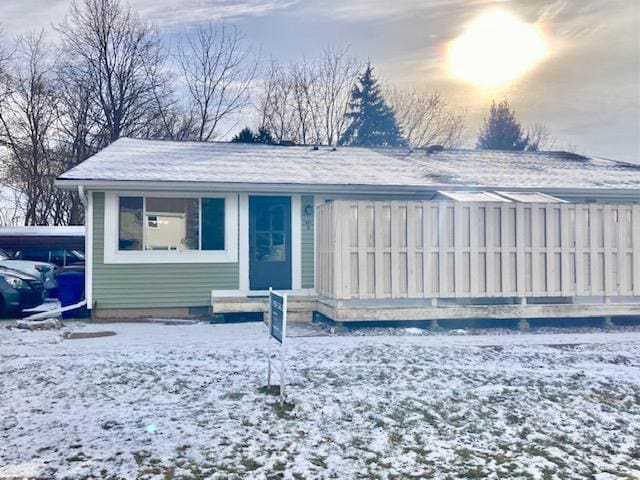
[{"left": 267, "top": 287, "right": 287, "bottom": 403}]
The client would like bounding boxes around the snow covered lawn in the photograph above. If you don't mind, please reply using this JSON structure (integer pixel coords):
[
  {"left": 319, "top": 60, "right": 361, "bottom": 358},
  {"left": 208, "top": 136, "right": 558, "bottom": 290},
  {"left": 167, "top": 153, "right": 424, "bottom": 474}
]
[{"left": 1, "top": 322, "right": 639, "bottom": 479}]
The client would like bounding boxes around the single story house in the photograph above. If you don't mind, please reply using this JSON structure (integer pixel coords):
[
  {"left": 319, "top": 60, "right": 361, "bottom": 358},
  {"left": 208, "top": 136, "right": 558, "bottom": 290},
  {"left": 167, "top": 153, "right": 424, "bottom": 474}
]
[{"left": 56, "top": 138, "right": 640, "bottom": 322}]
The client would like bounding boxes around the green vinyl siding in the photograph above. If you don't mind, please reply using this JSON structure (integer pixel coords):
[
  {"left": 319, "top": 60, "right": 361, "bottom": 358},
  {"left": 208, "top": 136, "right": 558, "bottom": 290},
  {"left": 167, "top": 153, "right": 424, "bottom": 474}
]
[
  {"left": 301, "top": 195, "right": 314, "bottom": 289},
  {"left": 92, "top": 192, "right": 239, "bottom": 309}
]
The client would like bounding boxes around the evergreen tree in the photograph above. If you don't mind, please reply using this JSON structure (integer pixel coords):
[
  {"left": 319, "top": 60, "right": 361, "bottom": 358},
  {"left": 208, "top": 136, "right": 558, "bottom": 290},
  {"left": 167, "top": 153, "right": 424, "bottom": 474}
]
[
  {"left": 477, "top": 100, "right": 529, "bottom": 150},
  {"left": 231, "top": 127, "right": 257, "bottom": 143},
  {"left": 339, "top": 64, "right": 405, "bottom": 147},
  {"left": 231, "top": 126, "right": 275, "bottom": 144},
  {"left": 255, "top": 126, "right": 274, "bottom": 144}
]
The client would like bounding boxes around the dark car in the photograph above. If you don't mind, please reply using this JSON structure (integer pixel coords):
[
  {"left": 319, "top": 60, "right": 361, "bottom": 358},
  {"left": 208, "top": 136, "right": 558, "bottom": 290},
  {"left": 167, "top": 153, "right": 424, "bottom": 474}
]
[
  {"left": 14, "top": 248, "right": 85, "bottom": 270},
  {"left": 0, "top": 267, "right": 45, "bottom": 316}
]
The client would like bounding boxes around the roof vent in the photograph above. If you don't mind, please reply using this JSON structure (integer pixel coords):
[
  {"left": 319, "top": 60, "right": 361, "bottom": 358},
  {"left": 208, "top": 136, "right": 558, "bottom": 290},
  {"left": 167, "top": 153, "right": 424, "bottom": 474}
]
[
  {"left": 279, "top": 140, "right": 295, "bottom": 147},
  {"left": 331, "top": 146, "right": 337, "bottom": 151},
  {"left": 426, "top": 145, "right": 444, "bottom": 154},
  {"left": 312, "top": 144, "right": 319, "bottom": 151}
]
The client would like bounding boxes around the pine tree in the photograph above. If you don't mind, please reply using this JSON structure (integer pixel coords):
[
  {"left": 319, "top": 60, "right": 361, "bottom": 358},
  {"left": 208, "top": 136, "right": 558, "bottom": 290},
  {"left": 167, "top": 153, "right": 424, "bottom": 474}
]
[
  {"left": 255, "top": 126, "right": 274, "bottom": 144},
  {"left": 339, "top": 64, "right": 405, "bottom": 147},
  {"left": 231, "top": 126, "right": 275, "bottom": 144},
  {"left": 231, "top": 127, "right": 256, "bottom": 143},
  {"left": 477, "top": 100, "right": 529, "bottom": 150}
]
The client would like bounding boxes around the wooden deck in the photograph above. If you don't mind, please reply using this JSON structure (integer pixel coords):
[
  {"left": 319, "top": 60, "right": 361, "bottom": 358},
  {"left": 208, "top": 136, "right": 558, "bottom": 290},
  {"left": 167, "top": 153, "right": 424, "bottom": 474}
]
[
  {"left": 211, "top": 293, "right": 640, "bottom": 324},
  {"left": 316, "top": 297, "right": 640, "bottom": 322}
]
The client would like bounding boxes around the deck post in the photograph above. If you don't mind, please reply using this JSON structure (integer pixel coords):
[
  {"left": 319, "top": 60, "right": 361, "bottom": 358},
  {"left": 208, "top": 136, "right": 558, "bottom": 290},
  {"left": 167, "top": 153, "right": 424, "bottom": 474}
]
[
  {"left": 517, "top": 318, "right": 530, "bottom": 331},
  {"left": 603, "top": 316, "right": 614, "bottom": 329}
]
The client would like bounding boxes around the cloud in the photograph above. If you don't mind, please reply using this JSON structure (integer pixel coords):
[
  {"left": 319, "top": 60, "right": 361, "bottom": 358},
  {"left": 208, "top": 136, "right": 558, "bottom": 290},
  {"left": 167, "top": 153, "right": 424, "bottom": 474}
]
[{"left": 133, "top": 0, "right": 297, "bottom": 28}]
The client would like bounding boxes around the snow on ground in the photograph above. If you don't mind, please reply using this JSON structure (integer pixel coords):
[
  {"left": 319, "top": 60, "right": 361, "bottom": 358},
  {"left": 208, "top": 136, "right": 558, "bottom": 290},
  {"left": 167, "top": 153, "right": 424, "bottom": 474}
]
[{"left": 1, "top": 322, "right": 639, "bottom": 479}]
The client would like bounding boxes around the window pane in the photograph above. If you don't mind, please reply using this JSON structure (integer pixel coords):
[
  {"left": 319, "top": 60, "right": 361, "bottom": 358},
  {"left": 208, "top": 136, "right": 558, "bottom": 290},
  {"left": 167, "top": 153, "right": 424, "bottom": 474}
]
[
  {"left": 145, "top": 197, "right": 199, "bottom": 251},
  {"left": 119, "top": 197, "right": 143, "bottom": 250},
  {"left": 202, "top": 198, "right": 225, "bottom": 250}
]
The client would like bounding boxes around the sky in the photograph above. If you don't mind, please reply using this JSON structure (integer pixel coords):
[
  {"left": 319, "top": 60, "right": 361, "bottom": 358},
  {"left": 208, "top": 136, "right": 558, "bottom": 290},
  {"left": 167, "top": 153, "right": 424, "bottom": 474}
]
[{"left": 0, "top": 0, "right": 638, "bottom": 162}]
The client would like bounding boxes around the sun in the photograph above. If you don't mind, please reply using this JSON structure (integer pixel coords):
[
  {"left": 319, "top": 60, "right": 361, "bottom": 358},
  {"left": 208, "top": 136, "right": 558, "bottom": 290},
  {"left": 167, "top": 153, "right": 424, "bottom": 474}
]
[{"left": 448, "top": 9, "right": 548, "bottom": 88}]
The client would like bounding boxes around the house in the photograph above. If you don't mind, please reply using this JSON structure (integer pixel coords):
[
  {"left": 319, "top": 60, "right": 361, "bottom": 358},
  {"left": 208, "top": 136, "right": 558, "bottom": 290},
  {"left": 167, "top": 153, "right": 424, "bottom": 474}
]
[{"left": 56, "top": 138, "right": 640, "bottom": 323}]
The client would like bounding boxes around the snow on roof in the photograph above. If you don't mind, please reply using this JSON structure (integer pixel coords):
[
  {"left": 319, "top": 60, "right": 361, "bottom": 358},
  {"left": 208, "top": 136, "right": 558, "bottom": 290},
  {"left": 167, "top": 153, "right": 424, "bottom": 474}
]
[
  {"left": 495, "top": 191, "right": 567, "bottom": 203},
  {"left": 0, "top": 226, "right": 85, "bottom": 237},
  {"left": 57, "top": 138, "right": 640, "bottom": 192},
  {"left": 436, "top": 191, "right": 511, "bottom": 202}
]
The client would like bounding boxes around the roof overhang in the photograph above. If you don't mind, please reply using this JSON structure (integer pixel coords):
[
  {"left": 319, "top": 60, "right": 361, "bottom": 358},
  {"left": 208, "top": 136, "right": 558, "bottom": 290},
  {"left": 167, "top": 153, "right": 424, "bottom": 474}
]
[{"left": 54, "top": 178, "right": 640, "bottom": 200}]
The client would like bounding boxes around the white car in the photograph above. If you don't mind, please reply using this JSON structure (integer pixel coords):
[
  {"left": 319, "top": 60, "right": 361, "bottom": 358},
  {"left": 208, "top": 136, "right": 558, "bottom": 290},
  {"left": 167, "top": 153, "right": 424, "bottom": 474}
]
[{"left": 0, "top": 248, "right": 57, "bottom": 291}]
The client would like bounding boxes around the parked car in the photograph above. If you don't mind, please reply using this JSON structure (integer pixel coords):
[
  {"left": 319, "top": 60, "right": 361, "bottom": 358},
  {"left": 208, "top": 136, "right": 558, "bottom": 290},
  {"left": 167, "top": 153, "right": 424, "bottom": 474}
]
[
  {"left": 0, "top": 248, "right": 57, "bottom": 290},
  {"left": 14, "top": 248, "right": 85, "bottom": 270},
  {"left": 0, "top": 267, "right": 45, "bottom": 316}
]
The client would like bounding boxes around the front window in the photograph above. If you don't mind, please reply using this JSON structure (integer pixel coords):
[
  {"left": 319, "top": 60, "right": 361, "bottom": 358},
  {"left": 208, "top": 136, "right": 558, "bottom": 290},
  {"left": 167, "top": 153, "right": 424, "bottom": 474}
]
[{"left": 118, "top": 196, "right": 225, "bottom": 252}]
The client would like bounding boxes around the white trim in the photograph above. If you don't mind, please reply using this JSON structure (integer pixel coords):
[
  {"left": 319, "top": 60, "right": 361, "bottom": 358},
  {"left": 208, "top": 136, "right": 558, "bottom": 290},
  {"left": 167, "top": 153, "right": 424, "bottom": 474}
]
[
  {"left": 103, "top": 191, "right": 238, "bottom": 264},
  {"left": 292, "top": 194, "right": 302, "bottom": 291},
  {"left": 55, "top": 179, "right": 640, "bottom": 200},
  {"left": 85, "top": 191, "right": 93, "bottom": 308},
  {"left": 240, "top": 194, "right": 300, "bottom": 294},
  {"left": 239, "top": 193, "right": 249, "bottom": 292},
  {"left": 312, "top": 196, "right": 326, "bottom": 293}
]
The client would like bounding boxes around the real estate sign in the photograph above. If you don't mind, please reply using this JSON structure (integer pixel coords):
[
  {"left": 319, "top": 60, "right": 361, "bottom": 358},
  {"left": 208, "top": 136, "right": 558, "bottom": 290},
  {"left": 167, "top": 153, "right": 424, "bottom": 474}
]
[
  {"left": 267, "top": 288, "right": 287, "bottom": 401},
  {"left": 269, "top": 291, "right": 285, "bottom": 344}
]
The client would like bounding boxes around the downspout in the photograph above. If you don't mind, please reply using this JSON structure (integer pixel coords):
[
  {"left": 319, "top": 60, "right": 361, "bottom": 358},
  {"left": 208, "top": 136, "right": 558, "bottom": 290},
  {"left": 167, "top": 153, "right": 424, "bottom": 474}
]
[{"left": 78, "top": 185, "right": 88, "bottom": 208}]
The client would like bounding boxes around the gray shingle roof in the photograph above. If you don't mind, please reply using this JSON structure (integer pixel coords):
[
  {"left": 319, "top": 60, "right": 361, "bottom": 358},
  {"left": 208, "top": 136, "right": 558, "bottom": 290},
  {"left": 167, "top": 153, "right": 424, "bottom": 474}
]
[{"left": 57, "top": 137, "right": 640, "bottom": 192}]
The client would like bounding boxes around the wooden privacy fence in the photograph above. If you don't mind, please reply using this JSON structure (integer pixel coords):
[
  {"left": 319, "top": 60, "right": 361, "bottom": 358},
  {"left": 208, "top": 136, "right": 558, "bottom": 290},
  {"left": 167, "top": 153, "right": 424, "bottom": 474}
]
[{"left": 316, "top": 200, "right": 640, "bottom": 301}]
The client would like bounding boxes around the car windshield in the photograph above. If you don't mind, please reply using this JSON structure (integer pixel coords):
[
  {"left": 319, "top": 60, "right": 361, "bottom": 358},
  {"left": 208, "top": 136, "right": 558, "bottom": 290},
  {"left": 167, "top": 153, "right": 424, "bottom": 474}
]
[{"left": 0, "top": 248, "right": 12, "bottom": 261}]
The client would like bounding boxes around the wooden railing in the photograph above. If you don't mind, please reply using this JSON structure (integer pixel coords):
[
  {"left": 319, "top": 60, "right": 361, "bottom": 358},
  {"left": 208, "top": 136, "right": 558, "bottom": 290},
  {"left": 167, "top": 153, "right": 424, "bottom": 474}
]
[{"left": 316, "top": 200, "right": 640, "bottom": 301}]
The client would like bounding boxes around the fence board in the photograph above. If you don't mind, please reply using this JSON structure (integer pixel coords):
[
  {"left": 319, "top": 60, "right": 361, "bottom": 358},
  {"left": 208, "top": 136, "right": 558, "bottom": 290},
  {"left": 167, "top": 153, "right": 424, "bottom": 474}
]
[
  {"left": 634, "top": 205, "right": 640, "bottom": 296},
  {"left": 589, "top": 204, "right": 599, "bottom": 295},
  {"left": 422, "top": 202, "right": 432, "bottom": 297},
  {"left": 316, "top": 199, "right": 640, "bottom": 302},
  {"left": 500, "top": 204, "right": 510, "bottom": 296},
  {"left": 438, "top": 203, "right": 448, "bottom": 297},
  {"left": 407, "top": 202, "right": 417, "bottom": 297}
]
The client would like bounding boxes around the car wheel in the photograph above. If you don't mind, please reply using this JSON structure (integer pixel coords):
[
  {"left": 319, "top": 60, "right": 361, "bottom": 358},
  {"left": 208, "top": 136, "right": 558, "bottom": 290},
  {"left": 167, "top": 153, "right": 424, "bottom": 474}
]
[{"left": 0, "top": 294, "right": 6, "bottom": 318}]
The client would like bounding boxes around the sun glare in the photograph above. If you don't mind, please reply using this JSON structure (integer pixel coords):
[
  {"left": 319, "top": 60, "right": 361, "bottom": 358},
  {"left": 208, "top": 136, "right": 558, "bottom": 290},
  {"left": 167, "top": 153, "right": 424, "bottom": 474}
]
[{"left": 448, "top": 10, "right": 548, "bottom": 88}]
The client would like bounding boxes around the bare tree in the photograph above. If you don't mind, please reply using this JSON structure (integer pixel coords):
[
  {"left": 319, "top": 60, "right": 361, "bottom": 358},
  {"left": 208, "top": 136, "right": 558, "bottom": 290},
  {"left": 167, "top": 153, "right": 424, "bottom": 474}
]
[
  {"left": 0, "top": 32, "right": 59, "bottom": 225},
  {"left": 311, "top": 46, "right": 360, "bottom": 146},
  {"left": 258, "top": 59, "right": 296, "bottom": 143},
  {"left": 57, "top": 0, "right": 170, "bottom": 143},
  {"left": 177, "top": 23, "right": 258, "bottom": 142},
  {"left": 289, "top": 59, "right": 317, "bottom": 145},
  {"left": 256, "top": 47, "right": 359, "bottom": 146},
  {"left": 526, "top": 123, "right": 555, "bottom": 151},
  {"left": 386, "top": 89, "right": 466, "bottom": 148}
]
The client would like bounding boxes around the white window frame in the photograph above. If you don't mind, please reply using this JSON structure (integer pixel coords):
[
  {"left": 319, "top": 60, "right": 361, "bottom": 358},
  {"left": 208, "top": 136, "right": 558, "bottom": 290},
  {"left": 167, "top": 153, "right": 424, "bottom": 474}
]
[{"left": 103, "top": 191, "right": 238, "bottom": 264}]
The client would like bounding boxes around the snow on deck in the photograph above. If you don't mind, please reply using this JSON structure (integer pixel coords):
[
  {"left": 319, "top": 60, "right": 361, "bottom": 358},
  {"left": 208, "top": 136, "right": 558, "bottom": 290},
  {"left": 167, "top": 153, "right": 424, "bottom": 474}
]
[{"left": 1, "top": 322, "right": 639, "bottom": 479}]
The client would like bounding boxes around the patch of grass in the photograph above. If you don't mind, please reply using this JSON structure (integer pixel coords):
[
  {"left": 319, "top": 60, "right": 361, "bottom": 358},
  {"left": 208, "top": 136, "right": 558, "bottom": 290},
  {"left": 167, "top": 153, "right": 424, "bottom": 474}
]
[
  {"left": 66, "top": 452, "right": 87, "bottom": 462},
  {"left": 258, "top": 385, "right": 281, "bottom": 396},
  {"left": 240, "top": 457, "right": 262, "bottom": 471},
  {"left": 463, "top": 467, "right": 487, "bottom": 478},
  {"left": 456, "top": 447, "right": 475, "bottom": 462},
  {"left": 310, "top": 455, "right": 327, "bottom": 468},
  {"left": 271, "top": 400, "right": 295, "bottom": 419},
  {"left": 224, "top": 391, "right": 246, "bottom": 400},
  {"left": 133, "top": 450, "right": 151, "bottom": 465}
]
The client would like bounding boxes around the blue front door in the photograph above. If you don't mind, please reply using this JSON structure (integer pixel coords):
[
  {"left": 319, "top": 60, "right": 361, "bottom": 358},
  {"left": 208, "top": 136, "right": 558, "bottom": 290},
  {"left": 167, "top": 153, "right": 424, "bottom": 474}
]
[{"left": 249, "top": 196, "right": 292, "bottom": 291}]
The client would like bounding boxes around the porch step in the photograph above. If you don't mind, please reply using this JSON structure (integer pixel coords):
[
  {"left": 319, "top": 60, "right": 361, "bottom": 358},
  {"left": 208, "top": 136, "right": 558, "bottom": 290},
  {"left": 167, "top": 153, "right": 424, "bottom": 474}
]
[{"left": 211, "top": 295, "right": 317, "bottom": 323}]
